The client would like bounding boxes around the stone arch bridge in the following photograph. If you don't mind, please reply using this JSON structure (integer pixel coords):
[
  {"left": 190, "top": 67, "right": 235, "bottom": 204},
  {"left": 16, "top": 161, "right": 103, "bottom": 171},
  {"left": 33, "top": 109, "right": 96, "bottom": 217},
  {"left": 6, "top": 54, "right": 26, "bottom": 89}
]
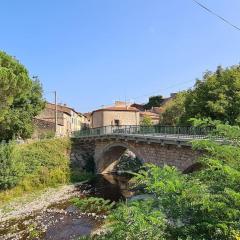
[{"left": 71, "top": 126, "right": 208, "bottom": 173}]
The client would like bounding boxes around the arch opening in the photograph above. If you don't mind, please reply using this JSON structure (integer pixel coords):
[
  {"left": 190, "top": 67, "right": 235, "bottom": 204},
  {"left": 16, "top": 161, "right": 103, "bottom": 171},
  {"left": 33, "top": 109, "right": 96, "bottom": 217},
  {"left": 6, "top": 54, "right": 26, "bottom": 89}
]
[{"left": 96, "top": 143, "right": 143, "bottom": 174}]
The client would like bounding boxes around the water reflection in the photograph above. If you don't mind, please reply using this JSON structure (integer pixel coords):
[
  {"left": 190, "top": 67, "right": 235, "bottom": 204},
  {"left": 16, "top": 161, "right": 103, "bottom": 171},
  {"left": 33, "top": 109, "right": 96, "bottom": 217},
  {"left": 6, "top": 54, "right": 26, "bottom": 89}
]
[{"left": 79, "top": 174, "right": 134, "bottom": 202}]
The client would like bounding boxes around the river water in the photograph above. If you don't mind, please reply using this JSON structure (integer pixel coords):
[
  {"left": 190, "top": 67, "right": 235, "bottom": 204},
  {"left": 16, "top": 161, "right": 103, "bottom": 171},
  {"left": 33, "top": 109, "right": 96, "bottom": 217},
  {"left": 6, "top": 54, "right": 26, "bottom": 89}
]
[{"left": 0, "top": 174, "right": 132, "bottom": 240}]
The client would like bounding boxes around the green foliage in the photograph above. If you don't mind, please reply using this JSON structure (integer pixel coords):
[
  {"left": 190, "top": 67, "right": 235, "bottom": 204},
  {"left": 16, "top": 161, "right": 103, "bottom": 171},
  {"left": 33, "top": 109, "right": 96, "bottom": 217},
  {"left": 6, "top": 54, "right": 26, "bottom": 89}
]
[
  {"left": 160, "top": 91, "right": 187, "bottom": 125},
  {"left": 39, "top": 131, "right": 55, "bottom": 139},
  {"left": 91, "top": 200, "right": 166, "bottom": 240},
  {"left": 27, "top": 223, "right": 42, "bottom": 239},
  {"left": 71, "top": 197, "right": 115, "bottom": 215},
  {"left": 0, "top": 51, "right": 45, "bottom": 141},
  {"left": 140, "top": 115, "right": 153, "bottom": 126},
  {"left": 145, "top": 95, "right": 163, "bottom": 110},
  {"left": 0, "top": 143, "right": 25, "bottom": 189},
  {"left": 88, "top": 122, "right": 240, "bottom": 240},
  {"left": 115, "top": 150, "right": 142, "bottom": 173},
  {"left": 182, "top": 65, "right": 240, "bottom": 125},
  {"left": 160, "top": 65, "right": 240, "bottom": 126},
  {"left": 0, "top": 138, "right": 72, "bottom": 202}
]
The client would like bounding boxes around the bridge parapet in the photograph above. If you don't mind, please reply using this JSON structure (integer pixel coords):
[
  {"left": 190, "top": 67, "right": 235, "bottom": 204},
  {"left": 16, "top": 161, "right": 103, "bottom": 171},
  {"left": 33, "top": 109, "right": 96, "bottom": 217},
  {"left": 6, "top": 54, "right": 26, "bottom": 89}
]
[{"left": 72, "top": 125, "right": 213, "bottom": 141}]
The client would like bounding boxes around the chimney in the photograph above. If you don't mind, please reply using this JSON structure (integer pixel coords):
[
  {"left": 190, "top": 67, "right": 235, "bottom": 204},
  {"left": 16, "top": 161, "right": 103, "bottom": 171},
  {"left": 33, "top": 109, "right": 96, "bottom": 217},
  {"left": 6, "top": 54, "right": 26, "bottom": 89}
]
[{"left": 115, "top": 101, "right": 126, "bottom": 107}]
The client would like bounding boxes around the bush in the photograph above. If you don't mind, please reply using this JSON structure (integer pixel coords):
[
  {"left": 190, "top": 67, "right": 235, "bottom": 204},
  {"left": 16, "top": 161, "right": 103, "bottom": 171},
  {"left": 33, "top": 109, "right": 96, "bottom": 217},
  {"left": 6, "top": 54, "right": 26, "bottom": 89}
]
[
  {"left": 71, "top": 197, "right": 115, "bottom": 215},
  {"left": 0, "top": 143, "right": 25, "bottom": 189},
  {"left": 115, "top": 150, "right": 142, "bottom": 174},
  {"left": 39, "top": 131, "right": 55, "bottom": 139},
  {"left": 0, "top": 138, "right": 72, "bottom": 202}
]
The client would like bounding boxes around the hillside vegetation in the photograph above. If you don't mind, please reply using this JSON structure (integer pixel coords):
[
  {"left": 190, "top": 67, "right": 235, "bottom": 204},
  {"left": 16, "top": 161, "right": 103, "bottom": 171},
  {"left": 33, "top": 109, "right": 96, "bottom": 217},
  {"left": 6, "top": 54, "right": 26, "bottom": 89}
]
[
  {"left": 160, "top": 65, "right": 240, "bottom": 126},
  {"left": 0, "top": 138, "right": 72, "bottom": 203}
]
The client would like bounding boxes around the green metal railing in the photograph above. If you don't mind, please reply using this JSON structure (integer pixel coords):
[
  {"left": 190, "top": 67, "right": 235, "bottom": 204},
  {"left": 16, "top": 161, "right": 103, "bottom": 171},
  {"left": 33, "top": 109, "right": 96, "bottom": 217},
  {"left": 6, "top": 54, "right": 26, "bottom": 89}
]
[{"left": 72, "top": 125, "right": 214, "bottom": 139}]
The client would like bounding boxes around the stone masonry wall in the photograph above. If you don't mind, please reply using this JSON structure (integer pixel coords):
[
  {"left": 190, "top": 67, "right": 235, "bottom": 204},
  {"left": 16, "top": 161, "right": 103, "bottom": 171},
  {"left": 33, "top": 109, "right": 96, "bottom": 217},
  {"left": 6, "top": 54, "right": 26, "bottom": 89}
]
[
  {"left": 71, "top": 138, "right": 201, "bottom": 173},
  {"left": 94, "top": 140, "right": 200, "bottom": 172},
  {"left": 70, "top": 139, "right": 95, "bottom": 171}
]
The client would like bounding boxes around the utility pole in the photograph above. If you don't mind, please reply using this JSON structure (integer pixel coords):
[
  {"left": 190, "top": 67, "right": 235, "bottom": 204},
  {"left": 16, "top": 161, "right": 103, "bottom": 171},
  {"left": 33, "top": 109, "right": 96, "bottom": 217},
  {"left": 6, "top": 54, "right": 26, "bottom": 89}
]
[{"left": 54, "top": 91, "right": 58, "bottom": 136}]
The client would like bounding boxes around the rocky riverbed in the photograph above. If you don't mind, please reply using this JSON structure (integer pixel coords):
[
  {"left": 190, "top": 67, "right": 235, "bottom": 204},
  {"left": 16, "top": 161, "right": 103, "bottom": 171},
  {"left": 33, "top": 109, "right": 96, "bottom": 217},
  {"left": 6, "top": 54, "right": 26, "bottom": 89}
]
[
  {"left": 0, "top": 184, "right": 102, "bottom": 240},
  {"left": 0, "top": 185, "right": 78, "bottom": 223},
  {"left": 0, "top": 174, "right": 132, "bottom": 240}
]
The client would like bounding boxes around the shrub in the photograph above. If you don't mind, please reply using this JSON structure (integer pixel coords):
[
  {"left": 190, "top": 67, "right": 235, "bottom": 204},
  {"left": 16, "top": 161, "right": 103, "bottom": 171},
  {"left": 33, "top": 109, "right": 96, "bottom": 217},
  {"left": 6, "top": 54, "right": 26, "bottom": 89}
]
[
  {"left": 71, "top": 197, "right": 115, "bottom": 215},
  {"left": 0, "top": 138, "right": 72, "bottom": 202},
  {"left": 115, "top": 150, "right": 142, "bottom": 174},
  {"left": 0, "top": 143, "right": 25, "bottom": 190}
]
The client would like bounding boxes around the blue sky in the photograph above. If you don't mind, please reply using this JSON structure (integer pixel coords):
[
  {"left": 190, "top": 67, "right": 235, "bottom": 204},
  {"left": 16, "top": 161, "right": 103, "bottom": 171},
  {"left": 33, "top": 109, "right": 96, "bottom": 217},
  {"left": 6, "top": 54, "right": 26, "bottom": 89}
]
[{"left": 1, "top": 0, "right": 240, "bottom": 112}]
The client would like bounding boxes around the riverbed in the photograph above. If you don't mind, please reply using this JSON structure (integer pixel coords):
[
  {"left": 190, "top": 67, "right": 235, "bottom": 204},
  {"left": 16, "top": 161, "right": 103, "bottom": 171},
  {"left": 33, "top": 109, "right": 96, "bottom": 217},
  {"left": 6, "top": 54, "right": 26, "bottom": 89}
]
[{"left": 0, "top": 174, "right": 132, "bottom": 240}]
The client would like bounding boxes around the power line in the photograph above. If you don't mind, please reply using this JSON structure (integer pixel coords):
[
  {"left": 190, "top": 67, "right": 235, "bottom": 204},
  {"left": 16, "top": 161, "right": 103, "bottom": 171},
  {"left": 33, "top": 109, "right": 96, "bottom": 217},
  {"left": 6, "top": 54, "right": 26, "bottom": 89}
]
[
  {"left": 192, "top": 0, "right": 240, "bottom": 31},
  {"left": 130, "top": 79, "right": 195, "bottom": 102}
]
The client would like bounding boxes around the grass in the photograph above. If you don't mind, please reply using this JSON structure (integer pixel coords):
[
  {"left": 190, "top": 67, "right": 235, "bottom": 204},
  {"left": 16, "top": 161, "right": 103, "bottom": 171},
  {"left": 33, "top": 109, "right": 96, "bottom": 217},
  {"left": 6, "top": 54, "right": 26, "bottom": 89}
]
[{"left": 0, "top": 138, "right": 94, "bottom": 204}]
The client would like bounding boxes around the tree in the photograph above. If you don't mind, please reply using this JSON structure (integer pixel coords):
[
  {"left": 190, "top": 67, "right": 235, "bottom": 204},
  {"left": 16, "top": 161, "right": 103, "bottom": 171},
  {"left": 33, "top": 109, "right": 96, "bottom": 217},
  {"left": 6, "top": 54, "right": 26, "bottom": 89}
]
[
  {"left": 145, "top": 95, "right": 164, "bottom": 110},
  {"left": 160, "top": 91, "right": 187, "bottom": 125},
  {"left": 140, "top": 115, "right": 153, "bottom": 126},
  {"left": 0, "top": 51, "right": 45, "bottom": 140},
  {"left": 182, "top": 65, "right": 240, "bottom": 125}
]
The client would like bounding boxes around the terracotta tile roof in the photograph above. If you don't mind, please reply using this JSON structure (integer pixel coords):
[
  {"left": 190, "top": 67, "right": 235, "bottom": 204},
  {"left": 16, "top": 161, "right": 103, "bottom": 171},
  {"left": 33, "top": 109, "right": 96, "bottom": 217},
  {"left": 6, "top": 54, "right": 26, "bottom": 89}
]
[
  {"left": 131, "top": 103, "right": 145, "bottom": 111},
  {"left": 92, "top": 106, "right": 139, "bottom": 114},
  {"left": 46, "top": 102, "right": 81, "bottom": 115}
]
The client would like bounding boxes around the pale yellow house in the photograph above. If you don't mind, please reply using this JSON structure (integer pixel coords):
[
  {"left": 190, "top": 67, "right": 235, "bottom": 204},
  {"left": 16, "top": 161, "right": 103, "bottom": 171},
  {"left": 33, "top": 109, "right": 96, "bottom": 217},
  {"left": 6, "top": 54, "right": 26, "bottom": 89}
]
[{"left": 91, "top": 101, "right": 140, "bottom": 128}]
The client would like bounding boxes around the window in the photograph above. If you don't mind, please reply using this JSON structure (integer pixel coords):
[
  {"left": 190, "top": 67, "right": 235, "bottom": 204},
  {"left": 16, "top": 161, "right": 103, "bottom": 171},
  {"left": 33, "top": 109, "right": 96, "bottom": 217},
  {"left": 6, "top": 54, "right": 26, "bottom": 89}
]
[{"left": 114, "top": 119, "right": 120, "bottom": 126}]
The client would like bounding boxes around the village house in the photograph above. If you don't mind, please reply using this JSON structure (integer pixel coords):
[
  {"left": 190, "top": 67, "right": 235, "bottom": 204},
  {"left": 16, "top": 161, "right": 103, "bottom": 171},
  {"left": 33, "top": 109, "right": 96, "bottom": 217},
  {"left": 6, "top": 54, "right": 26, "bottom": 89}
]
[
  {"left": 33, "top": 102, "right": 88, "bottom": 138},
  {"left": 88, "top": 94, "right": 178, "bottom": 129},
  {"left": 91, "top": 101, "right": 140, "bottom": 128}
]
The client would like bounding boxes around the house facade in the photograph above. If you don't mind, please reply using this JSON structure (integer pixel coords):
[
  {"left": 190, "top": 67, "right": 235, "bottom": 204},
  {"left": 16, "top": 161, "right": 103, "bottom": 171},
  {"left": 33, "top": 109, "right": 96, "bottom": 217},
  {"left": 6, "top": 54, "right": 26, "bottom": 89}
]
[
  {"left": 34, "top": 103, "right": 87, "bottom": 138},
  {"left": 91, "top": 101, "right": 140, "bottom": 128}
]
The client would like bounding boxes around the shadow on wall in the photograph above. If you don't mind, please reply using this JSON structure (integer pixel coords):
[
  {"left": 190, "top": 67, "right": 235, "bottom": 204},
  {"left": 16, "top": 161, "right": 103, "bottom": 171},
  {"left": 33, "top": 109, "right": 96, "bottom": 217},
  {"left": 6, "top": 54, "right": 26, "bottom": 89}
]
[
  {"left": 70, "top": 139, "right": 96, "bottom": 182},
  {"left": 70, "top": 139, "right": 143, "bottom": 177},
  {"left": 98, "top": 146, "right": 143, "bottom": 174}
]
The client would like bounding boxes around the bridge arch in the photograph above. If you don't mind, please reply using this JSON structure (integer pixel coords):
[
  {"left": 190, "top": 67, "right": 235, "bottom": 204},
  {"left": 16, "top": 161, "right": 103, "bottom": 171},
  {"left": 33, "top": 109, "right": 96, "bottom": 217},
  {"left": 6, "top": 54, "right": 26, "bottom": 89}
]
[{"left": 95, "top": 142, "right": 143, "bottom": 173}]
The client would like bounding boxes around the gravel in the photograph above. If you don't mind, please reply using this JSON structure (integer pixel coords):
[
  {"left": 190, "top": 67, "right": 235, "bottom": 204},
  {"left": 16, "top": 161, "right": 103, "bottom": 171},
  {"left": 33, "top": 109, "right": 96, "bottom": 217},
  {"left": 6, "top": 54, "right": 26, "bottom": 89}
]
[{"left": 0, "top": 184, "right": 80, "bottom": 222}]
